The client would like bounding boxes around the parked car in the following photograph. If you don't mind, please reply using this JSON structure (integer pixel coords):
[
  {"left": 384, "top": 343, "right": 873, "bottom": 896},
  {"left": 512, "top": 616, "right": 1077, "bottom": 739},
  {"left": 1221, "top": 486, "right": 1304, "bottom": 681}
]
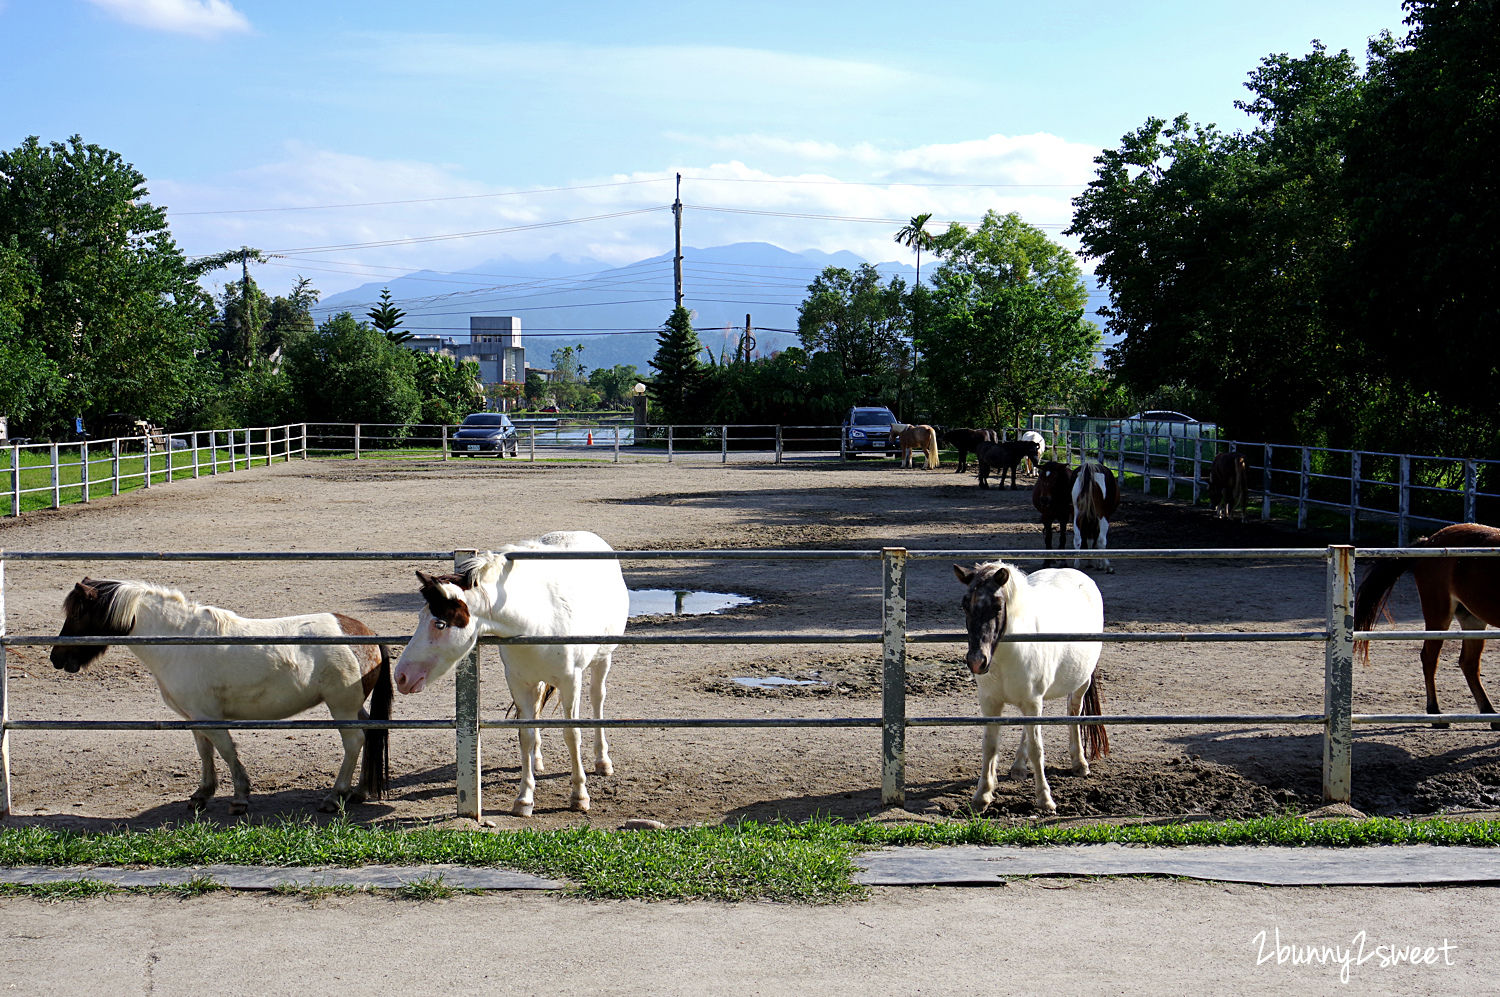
[
  {"left": 841, "top": 405, "right": 900, "bottom": 459},
  {"left": 453, "top": 412, "right": 518, "bottom": 457},
  {"left": 1106, "top": 410, "right": 1205, "bottom": 438}
]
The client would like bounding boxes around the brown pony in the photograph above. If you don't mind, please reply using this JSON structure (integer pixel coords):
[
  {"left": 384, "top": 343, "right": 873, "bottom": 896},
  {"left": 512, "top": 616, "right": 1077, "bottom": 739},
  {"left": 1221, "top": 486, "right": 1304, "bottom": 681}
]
[
  {"left": 975, "top": 439, "right": 1039, "bottom": 490},
  {"left": 1032, "top": 461, "right": 1074, "bottom": 559},
  {"left": 890, "top": 423, "right": 940, "bottom": 469},
  {"left": 1209, "top": 451, "right": 1249, "bottom": 520},
  {"left": 1353, "top": 522, "right": 1500, "bottom": 728},
  {"left": 939, "top": 427, "right": 997, "bottom": 474}
]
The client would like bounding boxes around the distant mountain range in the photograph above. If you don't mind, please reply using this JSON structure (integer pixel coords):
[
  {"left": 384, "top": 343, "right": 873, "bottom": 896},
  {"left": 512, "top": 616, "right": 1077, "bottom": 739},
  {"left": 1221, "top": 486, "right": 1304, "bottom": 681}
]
[{"left": 313, "top": 242, "right": 1113, "bottom": 373}]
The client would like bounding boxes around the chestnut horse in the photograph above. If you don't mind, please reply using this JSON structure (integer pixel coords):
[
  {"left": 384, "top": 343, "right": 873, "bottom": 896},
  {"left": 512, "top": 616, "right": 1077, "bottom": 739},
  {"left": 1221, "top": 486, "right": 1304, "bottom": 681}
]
[
  {"left": 1353, "top": 522, "right": 1500, "bottom": 728},
  {"left": 890, "top": 423, "right": 940, "bottom": 470}
]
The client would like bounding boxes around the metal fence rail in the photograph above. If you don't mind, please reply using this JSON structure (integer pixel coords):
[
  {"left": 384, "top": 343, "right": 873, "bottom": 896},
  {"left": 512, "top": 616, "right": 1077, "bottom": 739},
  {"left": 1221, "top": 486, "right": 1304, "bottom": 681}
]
[{"left": 4, "top": 545, "right": 1499, "bottom": 820}]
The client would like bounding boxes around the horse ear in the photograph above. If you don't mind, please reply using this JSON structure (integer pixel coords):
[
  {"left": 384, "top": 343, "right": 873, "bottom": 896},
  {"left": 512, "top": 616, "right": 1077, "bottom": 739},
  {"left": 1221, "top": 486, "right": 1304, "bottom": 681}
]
[
  {"left": 995, "top": 567, "right": 1009, "bottom": 586},
  {"left": 953, "top": 564, "right": 975, "bottom": 585},
  {"left": 76, "top": 578, "right": 98, "bottom": 597}
]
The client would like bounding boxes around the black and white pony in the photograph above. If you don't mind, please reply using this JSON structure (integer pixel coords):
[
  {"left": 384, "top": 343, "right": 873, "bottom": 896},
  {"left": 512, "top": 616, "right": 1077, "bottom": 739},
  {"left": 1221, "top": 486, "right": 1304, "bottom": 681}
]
[
  {"left": 51, "top": 578, "right": 392, "bottom": 814},
  {"left": 954, "top": 561, "right": 1108, "bottom": 813}
]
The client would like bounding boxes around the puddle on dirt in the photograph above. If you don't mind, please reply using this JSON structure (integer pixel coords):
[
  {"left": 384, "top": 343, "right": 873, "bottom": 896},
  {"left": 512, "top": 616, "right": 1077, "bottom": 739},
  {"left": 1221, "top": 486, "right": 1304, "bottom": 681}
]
[
  {"left": 628, "top": 589, "right": 756, "bottom": 617},
  {"left": 731, "top": 675, "right": 827, "bottom": 690}
]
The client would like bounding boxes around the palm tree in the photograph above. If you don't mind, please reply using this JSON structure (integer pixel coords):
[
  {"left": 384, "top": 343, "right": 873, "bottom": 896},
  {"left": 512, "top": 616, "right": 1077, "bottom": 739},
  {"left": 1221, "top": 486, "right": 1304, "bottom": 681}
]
[{"left": 895, "top": 213, "right": 935, "bottom": 288}]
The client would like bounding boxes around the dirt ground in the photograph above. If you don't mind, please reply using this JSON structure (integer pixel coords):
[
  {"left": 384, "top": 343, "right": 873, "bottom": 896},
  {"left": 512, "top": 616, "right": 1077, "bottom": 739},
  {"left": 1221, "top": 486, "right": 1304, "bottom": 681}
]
[{"left": 4, "top": 454, "right": 1499, "bottom": 832}]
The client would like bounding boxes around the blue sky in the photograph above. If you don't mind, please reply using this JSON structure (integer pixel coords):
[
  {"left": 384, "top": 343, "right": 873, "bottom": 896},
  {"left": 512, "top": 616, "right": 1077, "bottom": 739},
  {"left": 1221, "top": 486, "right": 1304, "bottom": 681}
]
[{"left": 3, "top": 0, "right": 1408, "bottom": 299}]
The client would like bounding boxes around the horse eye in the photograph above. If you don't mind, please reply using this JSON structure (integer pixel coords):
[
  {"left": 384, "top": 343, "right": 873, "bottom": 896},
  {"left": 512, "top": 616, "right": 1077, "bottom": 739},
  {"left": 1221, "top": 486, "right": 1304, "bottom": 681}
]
[{"left": 433, "top": 619, "right": 449, "bottom": 631}]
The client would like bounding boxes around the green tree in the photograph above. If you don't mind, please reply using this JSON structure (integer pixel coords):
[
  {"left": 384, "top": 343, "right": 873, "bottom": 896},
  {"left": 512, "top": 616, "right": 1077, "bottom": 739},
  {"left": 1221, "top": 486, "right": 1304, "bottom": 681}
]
[
  {"left": 0, "top": 135, "right": 218, "bottom": 436},
  {"left": 649, "top": 307, "right": 706, "bottom": 423},
  {"left": 0, "top": 244, "right": 58, "bottom": 428},
  {"left": 281, "top": 312, "right": 420, "bottom": 425},
  {"left": 407, "top": 350, "right": 482, "bottom": 424},
  {"left": 894, "top": 213, "right": 935, "bottom": 289},
  {"left": 367, "top": 287, "right": 410, "bottom": 343},
  {"left": 548, "top": 344, "right": 590, "bottom": 410},
  {"left": 796, "top": 264, "right": 910, "bottom": 400},
  {"left": 587, "top": 363, "right": 642, "bottom": 409}
]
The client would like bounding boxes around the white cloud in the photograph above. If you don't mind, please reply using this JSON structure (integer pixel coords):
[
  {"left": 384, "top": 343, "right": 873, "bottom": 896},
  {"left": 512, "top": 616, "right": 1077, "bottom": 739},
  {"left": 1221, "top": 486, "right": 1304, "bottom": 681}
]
[
  {"left": 84, "top": 0, "right": 250, "bottom": 39},
  {"left": 157, "top": 135, "right": 1100, "bottom": 298}
]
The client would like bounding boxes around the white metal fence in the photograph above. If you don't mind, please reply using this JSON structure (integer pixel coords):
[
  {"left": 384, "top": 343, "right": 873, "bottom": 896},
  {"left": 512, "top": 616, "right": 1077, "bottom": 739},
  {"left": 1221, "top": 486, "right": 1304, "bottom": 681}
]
[{"left": 3, "top": 545, "right": 1497, "bottom": 821}]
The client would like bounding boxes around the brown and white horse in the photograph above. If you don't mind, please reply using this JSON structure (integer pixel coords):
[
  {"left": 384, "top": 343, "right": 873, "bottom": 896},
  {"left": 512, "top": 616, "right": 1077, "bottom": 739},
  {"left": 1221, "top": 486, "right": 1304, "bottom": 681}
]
[
  {"left": 1354, "top": 522, "right": 1500, "bottom": 728},
  {"left": 954, "top": 560, "right": 1108, "bottom": 813},
  {"left": 890, "top": 423, "right": 941, "bottom": 470},
  {"left": 1209, "top": 450, "right": 1249, "bottom": 520},
  {"left": 1071, "top": 462, "right": 1121, "bottom": 572},
  {"left": 51, "top": 578, "right": 392, "bottom": 814}
]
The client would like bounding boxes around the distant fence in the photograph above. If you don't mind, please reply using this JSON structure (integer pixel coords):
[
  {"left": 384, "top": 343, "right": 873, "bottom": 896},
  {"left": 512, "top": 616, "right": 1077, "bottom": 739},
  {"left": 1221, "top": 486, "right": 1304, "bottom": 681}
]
[
  {"left": 1027, "top": 414, "right": 1500, "bottom": 544},
  {"left": 8, "top": 417, "right": 1499, "bottom": 542}
]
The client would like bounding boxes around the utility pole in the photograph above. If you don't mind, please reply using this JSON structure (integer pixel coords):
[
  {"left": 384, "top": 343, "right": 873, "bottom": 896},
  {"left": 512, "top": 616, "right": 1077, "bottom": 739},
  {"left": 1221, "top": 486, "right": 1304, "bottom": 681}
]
[
  {"left": 743, "top": 313, "right": 755, "bottom": 364},
  {"left": 240, "top": 247, "right": 255, "bottom": 368},
  {"left": 673, "top": 173, "right": 683, "bottom": 310}
]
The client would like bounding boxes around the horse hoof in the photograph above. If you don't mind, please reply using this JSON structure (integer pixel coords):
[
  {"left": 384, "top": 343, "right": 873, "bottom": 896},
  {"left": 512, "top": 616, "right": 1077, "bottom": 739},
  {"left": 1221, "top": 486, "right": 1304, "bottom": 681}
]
[
  {"left": 188, "top": 795, "right": 211, "bottom": 811},
  {"left": 228, "top": 800, "right": 249, "bottom": 816},
  {"left": 1432, "top": 722, "right": 1451, "bottom": 730},
  {"left": 1072, "top": 762, "right": 1090, "bottom": 777},
  {"left": 594, "top": 760, "right": 613, "bottom": 777},
  {"left": 512, "top": 800, "right": 534, "bottom": 818},
  {"left": 570, "top": 794, "right": 591, "bottom": 813},
  {"left": 1037, "top": 801, "right": 1058, "bottom": 814}
]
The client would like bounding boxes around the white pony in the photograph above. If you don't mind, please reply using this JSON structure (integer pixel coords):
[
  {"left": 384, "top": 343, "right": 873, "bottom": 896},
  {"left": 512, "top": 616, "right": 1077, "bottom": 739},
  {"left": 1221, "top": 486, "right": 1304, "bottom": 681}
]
[
  {"left": 1019, "top": 430, "right": 1046, "bottom": 474},
  {"left": 953, "top": 561, "right": 1107, "bottom": 813},
  {"left": 394, "top": 530, "right": 628, "bottom": 817},
  {"left": 51, "top": 578, "right": 392, "bottom": 815}
]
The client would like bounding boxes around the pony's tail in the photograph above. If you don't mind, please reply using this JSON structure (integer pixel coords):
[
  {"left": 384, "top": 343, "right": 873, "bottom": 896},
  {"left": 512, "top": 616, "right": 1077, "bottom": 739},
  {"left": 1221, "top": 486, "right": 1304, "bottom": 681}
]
[
  {"left": 1075, "top": 463, "right": 1100, "bottom": 519},
  {"left": 1352, "top": 555, "right": 1416, "bottom": 665},
  {"left": 1082, "top": 671, "right": 1110, "bottom": 760},
  {"left": 925, "top": 435, "right": 940, "bottom": 470},
  {"left": 360, "top": 644, "right": 393, "bottom": 800}
]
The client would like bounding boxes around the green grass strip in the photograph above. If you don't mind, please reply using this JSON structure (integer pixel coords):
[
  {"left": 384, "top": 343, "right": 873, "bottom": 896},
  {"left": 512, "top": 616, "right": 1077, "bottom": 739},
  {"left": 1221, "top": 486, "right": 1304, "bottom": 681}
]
[{"left": 2, "top": 815, "right": 1498, "bottom": 902}]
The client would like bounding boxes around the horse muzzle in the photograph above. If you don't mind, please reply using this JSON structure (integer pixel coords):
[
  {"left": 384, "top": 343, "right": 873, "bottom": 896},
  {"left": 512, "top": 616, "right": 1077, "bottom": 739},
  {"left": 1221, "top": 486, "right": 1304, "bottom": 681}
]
[
  {"left": 966, "top": 650, "right": 991, "bottom": 676},
  {"left": 394, "top": 671, "right": 427, "bottom": 695}
]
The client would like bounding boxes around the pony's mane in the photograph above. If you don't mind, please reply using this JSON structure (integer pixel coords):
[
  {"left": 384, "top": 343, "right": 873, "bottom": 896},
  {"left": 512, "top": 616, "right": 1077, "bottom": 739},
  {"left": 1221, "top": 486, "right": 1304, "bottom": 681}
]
[
  {"left": 71, "top": 579, "right": 235, "bottom": 633},
  {"left": 974, "top": 559, "right": 1031, "bottom": 628}
]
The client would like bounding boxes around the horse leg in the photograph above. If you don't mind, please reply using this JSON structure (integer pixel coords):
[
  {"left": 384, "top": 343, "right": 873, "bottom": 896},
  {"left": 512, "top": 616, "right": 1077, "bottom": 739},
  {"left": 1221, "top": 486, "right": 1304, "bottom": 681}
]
[
  {"left": 1417, "top": 586, "right": 1455, "bottom": 727},
  {"left": 1454, "top": 608, "right": 1499, "bottom": 729},
  {"left": 188, "top": 731, "right": 217, "bottom": 809},
  {"left": 1066, "top": 688, "right": 1089, "bottom": 776},
  {"left": 527, "top": 681, "right": 547, "bottom": 774},
  {"left": 972, "top": 688, "right": 1006, "bottom": 809},
  {"left": 509, "top": 677, "right": 542, "bottom": 817},
  {"left": 589, "top": 654, "right": 614, "bottom": 776},
  {"left": 200, "top": 729, "right": 251, "bottom": 814},
  {"left": 1017, "top": 698, "right": 1055, "bottom": 813},
  {"left": 319, "top": 687, "right": 368, "bottom": 812},
  {"left": 557, "top": 676, "right": 590, "bottom": 812},
  {"left": 1097, "top": 516, "right": 1114, "bottom": 574}
]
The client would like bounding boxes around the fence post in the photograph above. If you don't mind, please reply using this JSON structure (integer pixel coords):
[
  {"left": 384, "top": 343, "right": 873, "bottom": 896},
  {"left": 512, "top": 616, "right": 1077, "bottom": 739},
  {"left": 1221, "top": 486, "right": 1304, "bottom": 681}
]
[
  {"left": 1166, "top": 435, "right": 1177, "bottom": 499},
  {"left": 668, "top": 426, "right": 675, "bottom": 463},
  {"left": 300, "top": 424, "right": 308, "bottom": 460},
  {"left": 613, "top": 426, "right": 620, "bottom": 463},
  {"left": 1116, "top": 429, "right": 1125, "bottom": 482},
  {"left": 1262, "top": 443, "right": 1272, "bottom": 520},
  {"left": 775, "top": 425, "right": 783, "bottom": 465},
  {"left": 529, "top": 427, "right": 536, "bottom": 462},
  {"left": 50, "top": 443, "right": 60, "bottom": 508},
  {"left": 1398, "top": 455, "right": 1411, "bottom": 547},
  {"left": 192, "top": 432, "right": 201, "bottom": 479},
  {"left": 1298, "top": 447, "right": 1310, "bottom": 530},
  {"left": 1465, "top": 459, "right": 1478, "bottom": 524},
  {"left": 0, "top": 553, "right": 9, "bottom": 816},
  {"left": 79, "top": 441, "right": 89, "bottom": 504},
  {"left": 1349, "top": 452, "right": 1362, "bottom": 542},
  {"left": 112, "top": 439, "right": 121, "bottom": 494},
  {"left": 441, "top": 424, "right": 449, "bottom": 461},
  {"left": 166, "top": 434, "right": 174, "bottom": 481},
  {"left": 8, "top": 447, "right": 18, "bottom": 517},
  {"left": 881, "top": 547, "right": 908, "bottom": 807},
  {"left": 1141, "top": 434, "right": 1151, "bottom": 494},
  {"left": 453, "top": 549, "right": 482, "bottom": 820},
  {"left": 721, "top": 425, "right": 728, "bottom": 464},
  {"left": 354, "top": 424, "right": 362, "bottom": 461},
  {"left": 1323, "top": 545, "right": 1355, "bottom": 803},
  {"left": 1192, "top": 437, "right": 1202, "bottom": 506}
]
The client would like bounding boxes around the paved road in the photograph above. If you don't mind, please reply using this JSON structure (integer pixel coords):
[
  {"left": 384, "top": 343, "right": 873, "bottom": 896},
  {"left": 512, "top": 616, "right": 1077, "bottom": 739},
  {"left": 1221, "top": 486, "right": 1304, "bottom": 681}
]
[{"left": 2, "top": 880, "right": 1493, "bottom": 995}]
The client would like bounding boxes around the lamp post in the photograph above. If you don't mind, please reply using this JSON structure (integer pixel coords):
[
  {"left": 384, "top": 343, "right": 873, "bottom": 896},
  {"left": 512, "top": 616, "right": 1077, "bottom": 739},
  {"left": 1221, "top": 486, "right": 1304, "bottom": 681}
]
[{"left": 632, "top": 382, "right": 648, "bottom": 437}]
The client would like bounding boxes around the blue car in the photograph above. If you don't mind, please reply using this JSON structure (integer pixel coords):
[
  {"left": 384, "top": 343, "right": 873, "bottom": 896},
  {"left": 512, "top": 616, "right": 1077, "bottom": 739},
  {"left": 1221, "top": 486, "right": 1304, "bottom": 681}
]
[
  {"left": 841, "top": 406, "right": 899, "bottom": 459},
  {"left": 453, "top": 412, "right": 519, "bottom": 457}
]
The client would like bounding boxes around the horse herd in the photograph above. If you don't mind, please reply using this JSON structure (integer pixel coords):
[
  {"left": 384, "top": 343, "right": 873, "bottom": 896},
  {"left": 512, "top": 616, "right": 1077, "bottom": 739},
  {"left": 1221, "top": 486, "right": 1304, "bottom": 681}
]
[{"left": 39, "top": 492, "right": 1500, "bottom": 819}]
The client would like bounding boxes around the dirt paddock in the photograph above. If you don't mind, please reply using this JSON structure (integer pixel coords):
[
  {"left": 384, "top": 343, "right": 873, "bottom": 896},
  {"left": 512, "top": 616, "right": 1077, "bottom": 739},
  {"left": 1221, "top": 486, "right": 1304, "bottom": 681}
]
[{"left": 3, "top": 456, "right": 1499, "bottom": 832}]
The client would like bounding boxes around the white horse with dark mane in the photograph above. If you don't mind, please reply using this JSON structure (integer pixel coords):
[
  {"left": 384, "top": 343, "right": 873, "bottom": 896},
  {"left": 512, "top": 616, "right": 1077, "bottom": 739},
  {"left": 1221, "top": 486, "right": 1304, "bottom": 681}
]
[
  {"left": 51, "top": 578, "right": 392, "bottom": 814},
  {"left": 953, "top": 560, "right": 1108, "bottom": 813},
  {"left": 394, "top": 530, "right": 628, "bottom": 817}
]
